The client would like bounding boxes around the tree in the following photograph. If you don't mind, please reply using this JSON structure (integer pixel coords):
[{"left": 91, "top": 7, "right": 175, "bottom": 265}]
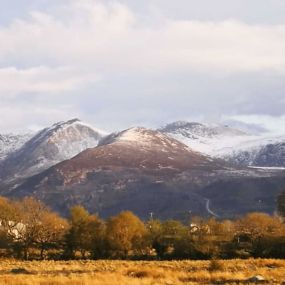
[
  {"left": 0, "top": 198, "right": 16, "bottom": 257},
  {"left": 147, "top": 219, "right": 188, "bottom": 259},
  {"left": 13, "top": 197, "right": 47, "bottom": 259},
  {"left": 234, "top": 212, "right": 285, "bottom": 257},
  {"left": 65, "top": 205, "right": 90, "bottom": 258},
  {"left": 88, "top": 215, "right": 106, "bottom": 259},
  {"left": 236, "top": 212, "right": 284, "bottom": 238},
  {"left": 0, "top": 197, "right": 18, "bottom": 222},
  {"left": 36, "top": 212, "right": 68, "bottom": 259},
  {"left": 0, "top": 197, "right": 21, "bottom": 238},
  {"left": 13, "top": 197, "right": 67, "bottom": 260},
  {"left": 204, "top": 218, "right": 235, "bottom": 258},
  {"left": 106, "top": 211, "right": 146, "bottom": 258},
  {"left": 146, "top": 219, "right": 163, "bottom": 256},
  {"left": 187, "top": 217, "right": 216, "bottom": 259},
  {"left": 65, "top": 206, "right": 106, "bottom": 259}
]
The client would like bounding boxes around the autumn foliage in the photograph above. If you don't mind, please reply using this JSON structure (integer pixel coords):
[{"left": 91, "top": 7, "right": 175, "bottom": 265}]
[{"left": 0, "top": 196, "right": 285, "bottom": 260}]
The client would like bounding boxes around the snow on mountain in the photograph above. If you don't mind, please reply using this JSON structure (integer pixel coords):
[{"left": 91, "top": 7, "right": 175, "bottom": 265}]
[
  {"left": 10, "top": 125, "right": 285, "bottom": 219},
  {"left": 223, "top": 135, "right": 285, "bottom": 167},
  {"left": 29, "top": 119, "right": 106, "bottom": 160},
  {"left": 0, "top": 132, "right": 34, "bottom": 160},
  {"left": 159, "top": 121, "right": 247, "bottom": 138},
  {"left": 68, "top": 126, "right": 214, "bottom": 174},
  {"left": 11, "top": 126, "right": 225, "bottom": 218},
  {"left": 159, "top": 121, "right": 285, "bottom": 167},
  {"left": 159, "top": 121, "right": 249, "bottom": 156},
  {"left": 0, "top": 118, "right": 107, "bottom": 182},
  {"left": 99, "top": 126, "right": 192, "bottom": 151},
  {"left": 97, "top": 126, "right": 213, "bottom": 170}
]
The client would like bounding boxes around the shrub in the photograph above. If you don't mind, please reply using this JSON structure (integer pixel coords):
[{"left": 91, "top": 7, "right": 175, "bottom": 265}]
[{"left": 208, "top": 259, "right": 225, "bottom": 272}]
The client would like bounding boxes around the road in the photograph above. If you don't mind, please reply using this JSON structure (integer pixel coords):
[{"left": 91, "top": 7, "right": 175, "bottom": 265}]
[{"left": 205, "top": 198, "right": 219, "bottom": 218}]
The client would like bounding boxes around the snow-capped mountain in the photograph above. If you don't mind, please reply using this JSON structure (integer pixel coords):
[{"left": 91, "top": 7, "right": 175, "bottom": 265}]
[
  {"left": 84, "top": 126, "right": 215, "bottom": 175},
  {"left": 10, "top": 127, "right": 224, "bottom": 218},
  {"left": 159, "top": 121, "right": 285, "bottom": 167},
  {"left": 99, "top": 126, "right": 202, "bottom": 154},
  {"left": 159, "top": 121, "right": 247, "bottom": 138},
  {"left": 159, "top": 121, "right": 249, "bottom": 156},
  {"left": 0, "top": 118, "right": 106, "bottom": 183},
  {"left": 10, "top": 126, "right": 285, "bottom": 219},
  {"left": 0, "top": 132, "right": 34, "bottom": 161},
  {"left": 223, "top": 136, "right": 285, "bottom": 167}
]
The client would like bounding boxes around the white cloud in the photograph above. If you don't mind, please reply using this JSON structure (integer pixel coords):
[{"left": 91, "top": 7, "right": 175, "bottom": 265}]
[
  {"left": 0, "top": 103, "right": 78, "bottom": 132},
  {"left": 0, "top": 0, "right": 284, "bottom": 131},
  {"left": 0, "top": 66, "right": 99, "bottom": 96},
  {"left": 0, "top": 1, "right": 285, "bottom": 74},
  {"left": 228, "top": 114, "right": 285, "bottom": 135}
]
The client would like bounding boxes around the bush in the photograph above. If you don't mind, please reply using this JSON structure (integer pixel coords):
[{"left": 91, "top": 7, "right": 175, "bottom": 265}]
[
  {"left": 208, "top": 259, "right": 225, "bottom": 272},
  {"left": 126, "top": 268, "right": 165, "bottom": 279}
]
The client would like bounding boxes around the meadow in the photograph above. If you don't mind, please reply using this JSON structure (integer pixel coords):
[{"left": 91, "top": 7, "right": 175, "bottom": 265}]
[{"left": 0, "top": 259, "right": 284, "bottom": 285}]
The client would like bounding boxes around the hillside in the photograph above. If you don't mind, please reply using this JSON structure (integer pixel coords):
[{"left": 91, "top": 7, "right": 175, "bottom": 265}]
[
  {"left": 0, "top": 119, "right": 106, "bottom": 186},
  {"left": 9, "top": 127, "right": 285, "bottom": 219},
  {"left": 160, "top": 121, "right": 285, "bottom": 167}
]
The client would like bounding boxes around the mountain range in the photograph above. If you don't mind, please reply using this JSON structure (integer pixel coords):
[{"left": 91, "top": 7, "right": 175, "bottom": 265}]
[
  {"left": 0, "top": 119, "right": 284, "bottom": 220},
  {"left": 160, "top": 121, "right": 285, "bottom": 167}
]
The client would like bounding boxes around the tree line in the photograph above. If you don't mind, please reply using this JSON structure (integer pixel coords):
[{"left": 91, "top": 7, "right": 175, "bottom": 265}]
[{"left": 0, "top": 196, "right": 285, "bottom": 260}]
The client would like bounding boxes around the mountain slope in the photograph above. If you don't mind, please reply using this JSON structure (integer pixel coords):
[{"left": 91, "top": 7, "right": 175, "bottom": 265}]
[
  {"left": 159, "top": 121, "right": 247, "bottom": 138},
  {"left": 9, "top": 127, "right": 285, "bottom": 220},
  {"left": 160, "top": 121, "right": 285, "bottom": 167},
  {"left": 94, "top": 127, "right": 212, "bottom": 171},
  {"left": 0, "top": 119, "right": 106, "bottom": 184},
  {"left": 222, "top": 138, "right": 285, "bottom": 167},
  {"left": 0, "top": 132, "right": 33, "bottom": 161},
  {"left": 159, "top": 121, "right": 249, "bottom": 156},
  {"left": 10, "top": 127, "right": 223, "bottom": 219},
  {"left": 16, "top": 127, "right": 216, "bottom": 186}
]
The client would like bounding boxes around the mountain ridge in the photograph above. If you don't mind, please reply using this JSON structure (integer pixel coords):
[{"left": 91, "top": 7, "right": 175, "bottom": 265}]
[
  {"left": 0, "top": 119, "right": 284, "bottom": 220},
  {"left": 0, "top": 118, "right": 106, "bottom": 186},
  {"left": 160, "top": 121, "right": 285, "bottom": 167},
  {"left": 8, "top": 125, "right": 285, "bottom": 220}
]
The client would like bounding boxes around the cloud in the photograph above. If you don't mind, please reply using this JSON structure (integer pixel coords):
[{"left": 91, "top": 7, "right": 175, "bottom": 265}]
[
  {"left": 0, "top": 1, "right": 285, "bottom": 73},
  {"left": 227, "top": 114, "right": 285, "bottom": 135},
  {"left": 0, "top": 103, "right": 78, "bottom": 132},
  {"left": 0, "top": 66, "right": 99, "bottom": 96},
  {"left": 0, "top": 0, "right": 284, "bottom": 131}
]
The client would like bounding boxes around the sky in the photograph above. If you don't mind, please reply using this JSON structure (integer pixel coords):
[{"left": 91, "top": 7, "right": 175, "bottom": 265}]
[{"left": 0, "top": 0, "right": 285, "bottom": 133}]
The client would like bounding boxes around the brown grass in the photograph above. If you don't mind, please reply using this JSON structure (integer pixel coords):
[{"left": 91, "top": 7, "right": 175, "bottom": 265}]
[{"left": 0, "top": 259, "right": 284, "bottom": 284}]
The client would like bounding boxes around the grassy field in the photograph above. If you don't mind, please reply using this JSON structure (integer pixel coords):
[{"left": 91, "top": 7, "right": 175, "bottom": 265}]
[{"left": 0, "top": 259, "right": 284, "bottom": 285}]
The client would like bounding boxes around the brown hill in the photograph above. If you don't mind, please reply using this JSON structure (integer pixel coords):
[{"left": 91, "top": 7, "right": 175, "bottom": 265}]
[{"left": 9, "top": 127, "right": 285, "bottom": 220}]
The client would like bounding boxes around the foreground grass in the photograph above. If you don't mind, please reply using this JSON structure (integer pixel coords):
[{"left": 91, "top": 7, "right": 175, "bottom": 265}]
[{"left": 0, "top": 259, "right": 284, "bottom": 285}]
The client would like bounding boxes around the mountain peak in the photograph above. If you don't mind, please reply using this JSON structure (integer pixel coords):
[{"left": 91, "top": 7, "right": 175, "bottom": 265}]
[
  {"left": 115, "top": 127, "right": 160, "bottom": 143},
  {"left": 160, "top": 121, "right": 204, "bottom": 132},
  {"left": 52, "top": 118, "right": 81, "bottom": 127},
  {"left": 160, "top": 120, "right": 247, "bottom": 138},
  {"left": 158, "top": 120, "right": 249, "bottom": 156},
  {"left": 0, "top": 119, "right": 106, "bottom": 183},
  {"left": 166, "top": 121, "right": 202, "bottom": 127},
  {"left": 98, "top": 127, "right": 190, "bottom": 151}
]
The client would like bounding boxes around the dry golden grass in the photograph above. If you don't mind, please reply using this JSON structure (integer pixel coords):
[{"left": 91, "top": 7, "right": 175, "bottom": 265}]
[{"left": 0, "top": 259, "right": 284, "bottom": 285}]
